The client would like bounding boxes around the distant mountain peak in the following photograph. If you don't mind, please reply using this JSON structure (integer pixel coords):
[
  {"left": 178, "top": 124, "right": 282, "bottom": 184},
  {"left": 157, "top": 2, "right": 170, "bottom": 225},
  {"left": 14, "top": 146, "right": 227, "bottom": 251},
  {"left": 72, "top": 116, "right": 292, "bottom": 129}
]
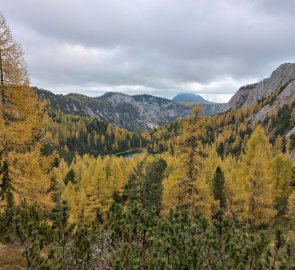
[
  {"left": 101, "top": 92, "right": 129, "bottom": 98},
  {"left": 173, "top": 93, "right": 206, "bottom": 103}
]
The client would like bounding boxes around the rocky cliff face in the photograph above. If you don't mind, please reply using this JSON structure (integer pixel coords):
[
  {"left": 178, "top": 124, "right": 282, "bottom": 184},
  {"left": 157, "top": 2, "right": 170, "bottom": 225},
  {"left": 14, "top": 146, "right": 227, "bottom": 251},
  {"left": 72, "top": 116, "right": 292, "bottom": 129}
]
[
  {"left": 200, "top": 103, "right": 226, "bottom": 115},
  {"left": 100, "top": 93, "right": 190, "bottom": 131},
  {"left": 224, "top": 63, "right": 295, "bottom": 111},
  {"left": 222, "top": 63, "right": 295, "bottom": 160},
  {"left": 36, "top": 89, "right": 191, "bottom": 132},
  {"left": 36, "top": 89, "right": 226, "bottom": 132}
]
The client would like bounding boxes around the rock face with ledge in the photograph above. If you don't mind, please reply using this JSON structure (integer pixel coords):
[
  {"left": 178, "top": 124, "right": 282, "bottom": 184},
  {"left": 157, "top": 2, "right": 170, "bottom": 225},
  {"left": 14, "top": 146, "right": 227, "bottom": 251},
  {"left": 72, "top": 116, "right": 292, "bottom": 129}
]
[
  {"left": 224, "top": 63, "right": 295, "bottom": 111},
  {"left": 223, "top": 63, "right": 295, "bottom": 160}
]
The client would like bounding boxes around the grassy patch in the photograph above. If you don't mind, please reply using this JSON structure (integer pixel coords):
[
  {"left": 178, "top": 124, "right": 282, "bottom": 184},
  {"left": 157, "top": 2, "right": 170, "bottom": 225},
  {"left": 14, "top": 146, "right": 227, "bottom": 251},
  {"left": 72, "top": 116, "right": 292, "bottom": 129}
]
[{"left": 0, "top": 243, "right": 25, "bottom": 270}]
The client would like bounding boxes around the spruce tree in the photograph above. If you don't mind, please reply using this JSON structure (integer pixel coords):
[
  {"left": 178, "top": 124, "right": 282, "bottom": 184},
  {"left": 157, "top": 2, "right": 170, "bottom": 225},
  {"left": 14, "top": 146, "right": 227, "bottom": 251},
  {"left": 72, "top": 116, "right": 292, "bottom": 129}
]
[
  {"left": 142, "top": 158, "right": 167, "bottom": 214},
  {"left": 0, "top": 152, "right": 10, "bottom": 201},
  {"left": 0, "top": 155, "right": 15, "bottom": 241},
  {"left": 123, "top": 160, "right": 145, "bottom": 203},
  {"left": 291, "top": 166, "right": 295, "bottom": 186},
  {"left": 213, "top": 166, "right": 226, "bottom": 209},
  {"left": 63, "top": 168, "right": 76, "bottom": 185},
  {"left": 48, "top": 199, "right": 72, "bottom": 269},
  {"left": 14, "top": 200, "right": 50, "bottom": 269}
]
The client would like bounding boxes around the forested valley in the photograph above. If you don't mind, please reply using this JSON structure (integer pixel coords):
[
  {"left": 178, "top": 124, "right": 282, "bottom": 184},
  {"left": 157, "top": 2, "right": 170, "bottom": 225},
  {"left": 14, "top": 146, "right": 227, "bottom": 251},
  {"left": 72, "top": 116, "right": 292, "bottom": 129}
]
[{"left": 1, "top": 13, "right": 295, "bottom": 270}]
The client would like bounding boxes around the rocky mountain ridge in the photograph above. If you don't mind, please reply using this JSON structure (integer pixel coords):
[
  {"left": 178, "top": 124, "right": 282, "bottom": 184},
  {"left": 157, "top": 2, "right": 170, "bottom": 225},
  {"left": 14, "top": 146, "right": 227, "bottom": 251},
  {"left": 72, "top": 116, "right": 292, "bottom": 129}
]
[
  {"left": 36, "top": 89, "right": 190, "bottom": 132},
  {"left": 224, "top": 63, "right": 295, "bottom": 159},
  {"left": 36, "top": 89, "right": 225, "bottom": 132},
  {"left": 224, "top": 63, "right": 295, "bottom": 111}
]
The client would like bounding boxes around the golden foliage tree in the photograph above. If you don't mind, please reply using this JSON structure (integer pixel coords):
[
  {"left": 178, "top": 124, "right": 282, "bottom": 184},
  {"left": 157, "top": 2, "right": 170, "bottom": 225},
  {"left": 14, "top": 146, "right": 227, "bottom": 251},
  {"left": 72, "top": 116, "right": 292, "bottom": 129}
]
[
  {"left": 271, "top": 153, "right": 293, "bottom": 200},
  {"left": 237, "top": 126, "right": 276, "bottom": 227},
  {"left": 59, "top": 154, "right": 142, "bottom": 223},
  {"left": 0, "top": 13, "right": 50, "bottom": 206},
  {"left": 177, "top": 106, "right": 214, "bottom": 218}
]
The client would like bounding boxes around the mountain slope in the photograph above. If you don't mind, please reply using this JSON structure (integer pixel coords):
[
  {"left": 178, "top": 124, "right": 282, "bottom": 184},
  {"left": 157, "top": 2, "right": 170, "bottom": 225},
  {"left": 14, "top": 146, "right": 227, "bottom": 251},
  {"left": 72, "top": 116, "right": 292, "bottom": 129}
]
[
  {"left": 224, "top": 63, "right": 295, "bottom": 111},
  {"left": 222, "top": 63, "right": 295, "bottom": 159},
  {"left": 36, "top": 89, "right": 191, "bottom": 132},
  {"left": 147, "top": 63, "right": 295, "bottom": 160}
]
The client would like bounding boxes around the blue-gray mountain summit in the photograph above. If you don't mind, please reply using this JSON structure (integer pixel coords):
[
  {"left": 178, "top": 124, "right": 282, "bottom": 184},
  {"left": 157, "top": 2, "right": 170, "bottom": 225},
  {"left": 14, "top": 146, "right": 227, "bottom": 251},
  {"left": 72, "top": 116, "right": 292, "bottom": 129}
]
[{"left": 173, "top": 93, "right": 207, "bottom": 103}]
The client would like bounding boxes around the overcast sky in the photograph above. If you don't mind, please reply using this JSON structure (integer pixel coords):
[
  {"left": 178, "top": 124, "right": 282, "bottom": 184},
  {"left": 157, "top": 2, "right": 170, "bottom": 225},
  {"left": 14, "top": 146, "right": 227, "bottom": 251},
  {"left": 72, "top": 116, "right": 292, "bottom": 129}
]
[{"left": 2, "top": 0, "right": 295, "bottom": 102}]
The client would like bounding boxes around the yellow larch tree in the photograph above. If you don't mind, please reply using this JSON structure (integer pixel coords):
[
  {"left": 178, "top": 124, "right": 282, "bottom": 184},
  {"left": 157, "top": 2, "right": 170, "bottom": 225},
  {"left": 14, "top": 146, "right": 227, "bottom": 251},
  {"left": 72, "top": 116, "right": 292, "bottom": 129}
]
[
  {"left": 222, "top": 155, "right": 240, "bottom": 218},
  {"left": 0, "top": 13, "right": 50, "bottom": 207},
  {"left": 59, "top": 154, "right": 140, "bottom": 223},
  {"left": 161, "top": 154, "right": 182, "bottom": 216},
  {"left": 238, "top": 126, "right": 276, "bottom": 227},
  {"left": 177, "top": 106, "right": 214, "bottom": 218},
  {"left": 76, "top": 158, "right": 105, "bottom": 223},
  {"left": 271, "top": 153, "right": 293, "bottom": 200},
  {"left": 62, "top": 181, "right": 78, "bottom": 223},
  {"left": 273, "top": 135, "right": 283, "bottom": 154}
]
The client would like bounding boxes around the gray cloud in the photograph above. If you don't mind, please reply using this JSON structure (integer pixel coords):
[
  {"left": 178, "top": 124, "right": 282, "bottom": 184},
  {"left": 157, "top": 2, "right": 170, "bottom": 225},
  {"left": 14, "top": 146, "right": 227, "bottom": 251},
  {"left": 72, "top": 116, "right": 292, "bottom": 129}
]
[{"left": 2, "top": 0, "right": 295, "bottom": 102}]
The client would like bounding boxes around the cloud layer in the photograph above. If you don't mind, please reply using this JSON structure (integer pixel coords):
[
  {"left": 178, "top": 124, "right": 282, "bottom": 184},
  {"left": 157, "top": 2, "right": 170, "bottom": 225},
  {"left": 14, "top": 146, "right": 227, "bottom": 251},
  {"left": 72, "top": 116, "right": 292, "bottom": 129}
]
[{"left": 2, "top": 0, "right": 295, "bottom": 102}]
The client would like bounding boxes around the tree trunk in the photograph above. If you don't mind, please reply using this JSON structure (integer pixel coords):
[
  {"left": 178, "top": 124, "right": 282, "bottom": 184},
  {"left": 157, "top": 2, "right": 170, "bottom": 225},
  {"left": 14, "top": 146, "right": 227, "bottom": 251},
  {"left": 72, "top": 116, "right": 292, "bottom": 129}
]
[{"left": 0, "top": 48, "right": 5, "bottom": 120}]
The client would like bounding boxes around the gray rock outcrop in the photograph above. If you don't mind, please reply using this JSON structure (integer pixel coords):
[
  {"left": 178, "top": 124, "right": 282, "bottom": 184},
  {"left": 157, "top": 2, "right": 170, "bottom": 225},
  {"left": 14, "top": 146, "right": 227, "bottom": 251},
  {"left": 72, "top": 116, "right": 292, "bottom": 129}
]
[{"left": 224, "top": 63, "right": 295, "bottom": 111}]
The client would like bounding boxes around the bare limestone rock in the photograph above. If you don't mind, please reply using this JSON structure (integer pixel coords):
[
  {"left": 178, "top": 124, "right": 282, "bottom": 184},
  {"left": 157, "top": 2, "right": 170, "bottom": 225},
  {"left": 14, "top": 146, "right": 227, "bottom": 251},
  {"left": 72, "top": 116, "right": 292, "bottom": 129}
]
[{"left": 225, "top": 63, "right": 295, "bottom": 111}]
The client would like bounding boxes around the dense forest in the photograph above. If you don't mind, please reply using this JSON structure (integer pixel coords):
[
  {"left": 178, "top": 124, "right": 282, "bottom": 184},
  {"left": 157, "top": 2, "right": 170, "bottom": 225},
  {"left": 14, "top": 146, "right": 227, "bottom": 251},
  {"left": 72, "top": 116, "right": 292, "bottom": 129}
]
[
  {"left": 1, "top": 13, "right": 295, "bottom": 270},
  {"left": 43, "top": 111, "right": 149, "bottom": 162}
]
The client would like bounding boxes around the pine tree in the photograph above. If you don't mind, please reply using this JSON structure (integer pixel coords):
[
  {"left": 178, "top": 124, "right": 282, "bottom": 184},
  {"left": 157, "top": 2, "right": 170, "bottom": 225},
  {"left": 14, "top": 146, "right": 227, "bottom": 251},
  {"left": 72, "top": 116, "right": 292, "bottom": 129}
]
[
  {"left": 291, "top": 166, "right": 295, "bottom": 187},
  {"left": 213, "top": 166, "right": 226, "bottom": 209},
  {"left": 14, "top": 200, "right": 50, "bottom": 269},
  {"left": 63, "top": 168, "right": 76, "bottom": 185},
  {"left": 0, "top": 152, "right": 9, "bottom": 201},
  {"left": 124, "top": 160, "right": 145, "bottom": 203},
  {"left": 142, "top": 158, "right": 167, "bottom": 214},
  {"left": 0, "top": 159, "right": 15, "bottom": 241},
  {"left": 48, "top": 176, "right": 73, "bottom": 270},
  {"left": 73, "top": 224, "right": 92, "bottom": 269}
]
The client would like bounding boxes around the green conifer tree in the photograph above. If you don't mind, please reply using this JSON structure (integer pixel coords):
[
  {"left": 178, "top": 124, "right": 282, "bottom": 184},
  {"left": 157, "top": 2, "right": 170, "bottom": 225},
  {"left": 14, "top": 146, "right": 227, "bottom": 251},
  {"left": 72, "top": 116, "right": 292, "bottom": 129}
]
[
  {"left": 63, "top": 169, "right": 76, "bottom": 185},
  {"left": 0, "top": 152, "right": 9, "bottom": 200},
  {"left": 123, "top": 160, "right": 145, "bottom": 203},
  {"left": 213, "top": 166, "right": 227, "bottom": 209},
  {"left": 142, "top": 158, "right": 167, "bottom": 214},
  {"left": 48, "top": 176, "right": 74, "bottom": 269}
]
